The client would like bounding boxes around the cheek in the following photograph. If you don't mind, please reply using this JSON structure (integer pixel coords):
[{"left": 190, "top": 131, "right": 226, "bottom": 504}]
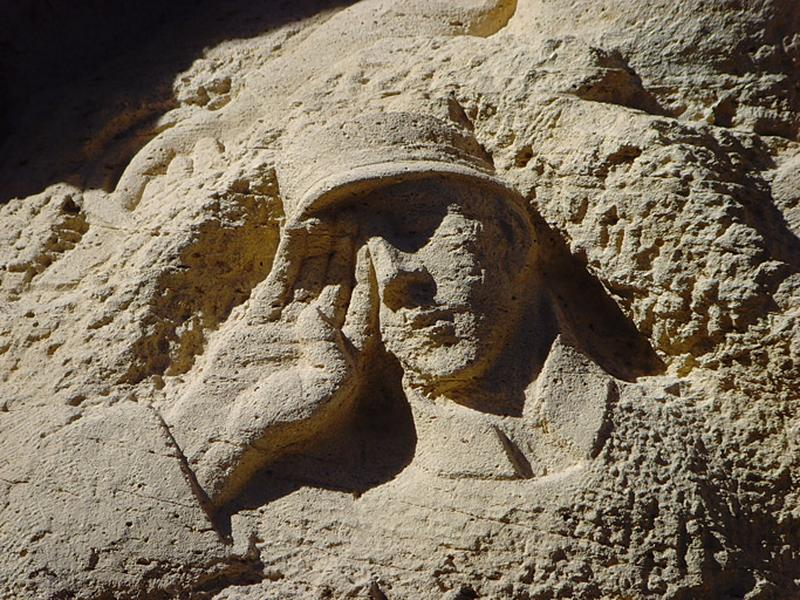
[
  {"left": 430, "top": 266, "right": 482, "bottom": 306},
  {"left": 377, "top": 305, "right": 415, "bottom": 350},
  {"left": 427, "top": 235, "right": 520, "bottom": 319},
  {"left": 378, "top": 304, "right": 401, "bottom": 332},
  {"left": 420, "top": 237, "right": 484, "bottom": 305}
]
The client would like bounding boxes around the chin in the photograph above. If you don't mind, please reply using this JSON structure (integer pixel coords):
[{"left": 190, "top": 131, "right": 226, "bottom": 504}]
[{"left": 396, "top": 339, "right": 489, "bottom": 392}]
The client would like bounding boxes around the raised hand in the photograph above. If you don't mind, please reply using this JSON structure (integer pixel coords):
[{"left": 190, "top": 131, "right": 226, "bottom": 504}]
[{"left": 165, "top": 221, "right": 376, "bottom": 508}]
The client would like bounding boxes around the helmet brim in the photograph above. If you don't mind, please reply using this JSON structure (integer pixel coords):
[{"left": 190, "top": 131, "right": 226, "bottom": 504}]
[{"left": 288, "top": 160, "right": 525, "bottom": 224}]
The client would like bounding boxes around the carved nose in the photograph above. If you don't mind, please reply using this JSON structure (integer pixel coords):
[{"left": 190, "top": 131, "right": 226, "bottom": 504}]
[{"left": 368, "top": 238, "right": 436, "bottom": 311}]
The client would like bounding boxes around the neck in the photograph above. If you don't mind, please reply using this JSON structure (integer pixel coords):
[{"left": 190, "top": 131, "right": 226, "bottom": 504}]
[{"left": 400, "top": 385, "right": 524, "bottom": 480}]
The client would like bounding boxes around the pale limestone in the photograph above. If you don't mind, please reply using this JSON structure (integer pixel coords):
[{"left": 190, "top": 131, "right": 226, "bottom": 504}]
[{"left": 0, "top": 1, "right": 798, "bottom": 598}]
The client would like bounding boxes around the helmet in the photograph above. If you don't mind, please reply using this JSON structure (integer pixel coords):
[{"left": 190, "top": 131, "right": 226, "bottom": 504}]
[{"left": 276, "top": 111, "right": 523, "bottom": 223}]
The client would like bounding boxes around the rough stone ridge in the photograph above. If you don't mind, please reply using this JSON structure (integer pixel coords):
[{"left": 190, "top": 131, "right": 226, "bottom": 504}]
[{"left": 0, "top": 1, "right": 798, "bottom": 599}]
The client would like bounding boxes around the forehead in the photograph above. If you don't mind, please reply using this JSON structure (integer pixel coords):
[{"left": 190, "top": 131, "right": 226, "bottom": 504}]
[
  {"left": 310, "top": 175, "right": 534, "bottom": 256},
  {"left": 325, "top": 174, "right": 525, "bottom": 224}
]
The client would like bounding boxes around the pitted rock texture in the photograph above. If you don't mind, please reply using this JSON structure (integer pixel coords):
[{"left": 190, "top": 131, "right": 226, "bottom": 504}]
[{"left": 1, "top": 1, "right": 798, "bottom": 599}]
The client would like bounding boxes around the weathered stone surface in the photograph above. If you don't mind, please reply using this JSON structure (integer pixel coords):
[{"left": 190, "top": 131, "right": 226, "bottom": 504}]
[{"left": 1, "top": 1, "right": 798, "bottom": 598}]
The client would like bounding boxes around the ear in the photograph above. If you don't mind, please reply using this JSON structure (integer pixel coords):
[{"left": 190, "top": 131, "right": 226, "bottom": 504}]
[{"left": 497, "top": 197, "right": 538, "bottom": 279}]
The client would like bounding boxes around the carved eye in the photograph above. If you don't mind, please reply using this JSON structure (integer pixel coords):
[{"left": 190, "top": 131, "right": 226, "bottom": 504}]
[
  {"left": 381, "top": 268, "right": 437, "bottom": 311},
  {"left": 373, "top": 202, "right": 449, "bottom": 253}
]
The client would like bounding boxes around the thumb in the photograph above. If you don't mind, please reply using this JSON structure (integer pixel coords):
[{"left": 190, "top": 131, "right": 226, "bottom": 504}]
[
  {"left": 294, "top": 284, "right": 357, "bottom": 372},
  {"left": 295, "top": 288, "right": 341, "bottom": 343}
]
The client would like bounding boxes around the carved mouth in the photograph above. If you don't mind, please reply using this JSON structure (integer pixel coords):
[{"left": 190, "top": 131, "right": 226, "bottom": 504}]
[
  {"left": 407, "top": 309, "right": 454, "bottom": 329},
  {"left": 406, "top": 309, "right": 460, "bottom": 344}
]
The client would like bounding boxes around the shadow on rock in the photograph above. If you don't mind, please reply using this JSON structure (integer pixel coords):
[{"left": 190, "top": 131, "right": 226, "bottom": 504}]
[
  {"left": 221, "top": 350, "right": 417, "bottom": 521},
  {"left": 0, "top": 0, "right": 357, "bottom": 204}
]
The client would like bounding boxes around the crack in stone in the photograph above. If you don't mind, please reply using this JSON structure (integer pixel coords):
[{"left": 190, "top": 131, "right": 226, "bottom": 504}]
[
  {"left": 492, "top": 425, "right": 534, "bottom": 479},
  {"left": 150, "top": 407, "right": 231, "bottom": 543}
]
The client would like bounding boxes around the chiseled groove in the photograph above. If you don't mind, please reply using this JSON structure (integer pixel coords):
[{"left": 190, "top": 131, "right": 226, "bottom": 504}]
[
  {"left": 151, "top": 408, "right": 231, "bottom": 543},
  {"left": 493, "top": 425, "right": 534, "bottom": 479}
]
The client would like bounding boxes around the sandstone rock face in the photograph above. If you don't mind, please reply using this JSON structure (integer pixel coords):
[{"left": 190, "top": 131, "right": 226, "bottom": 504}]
[{"left": 1, "top": 1, "right": 798, "bottom": 598}]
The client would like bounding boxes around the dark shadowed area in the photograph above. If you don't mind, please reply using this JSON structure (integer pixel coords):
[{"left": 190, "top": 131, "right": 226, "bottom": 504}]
[{"left": 0, "top": 0, "right": 356, "bottom": 203}]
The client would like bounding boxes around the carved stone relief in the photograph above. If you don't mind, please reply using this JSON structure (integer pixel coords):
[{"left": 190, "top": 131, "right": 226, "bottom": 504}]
[
  {"left": 1, "top": 0, "right": 798, "bottom": 598},
  {"left": 164, "top": 112, "right": 618, "bottom": 511}
]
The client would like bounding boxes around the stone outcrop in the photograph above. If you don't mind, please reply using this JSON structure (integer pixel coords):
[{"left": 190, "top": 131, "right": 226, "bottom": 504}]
[{"left": 1, "top": 1, "right": 798, "bottom": 598}]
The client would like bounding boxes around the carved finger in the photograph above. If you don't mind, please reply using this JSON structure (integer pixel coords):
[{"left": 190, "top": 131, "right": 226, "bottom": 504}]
[
  {"left": 290, "top": 228, "right": 354, "bottom": 322},
  {"left": 251, "top": 220, "right": 338, "bottom": 322},
  {"left": 323, "top": 234, "right": 356, "bottom": 327},
  {"left": 290, "top": 252, "right": 331, "bottom": 306},
  {"left": 341, "top": 245, "right": 377, "bottom": 354},
  {"left": 249, "top": 224, "right": 311, "bottom": 321}
]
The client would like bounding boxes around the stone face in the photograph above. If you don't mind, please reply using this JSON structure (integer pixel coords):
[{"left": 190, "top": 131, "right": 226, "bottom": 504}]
[{"left": 1, "top": 1, "right": 799, "bottom": 598}]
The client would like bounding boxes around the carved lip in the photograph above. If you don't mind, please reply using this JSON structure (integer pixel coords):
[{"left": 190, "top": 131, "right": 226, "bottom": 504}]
[
  {"left": 405, "top": 309, "right": 463, "bottom": 344},
  {"left": 407, "top": 308, "right": 455, "bottom": 329},
  {"left": 426, "top": 322, "right": 459, "bottom": 345}
]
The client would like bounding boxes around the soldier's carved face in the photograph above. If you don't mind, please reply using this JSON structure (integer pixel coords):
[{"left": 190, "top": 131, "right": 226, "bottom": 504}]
[{"left": 349, "top": 176, "right": 536, "bottom": 392}]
